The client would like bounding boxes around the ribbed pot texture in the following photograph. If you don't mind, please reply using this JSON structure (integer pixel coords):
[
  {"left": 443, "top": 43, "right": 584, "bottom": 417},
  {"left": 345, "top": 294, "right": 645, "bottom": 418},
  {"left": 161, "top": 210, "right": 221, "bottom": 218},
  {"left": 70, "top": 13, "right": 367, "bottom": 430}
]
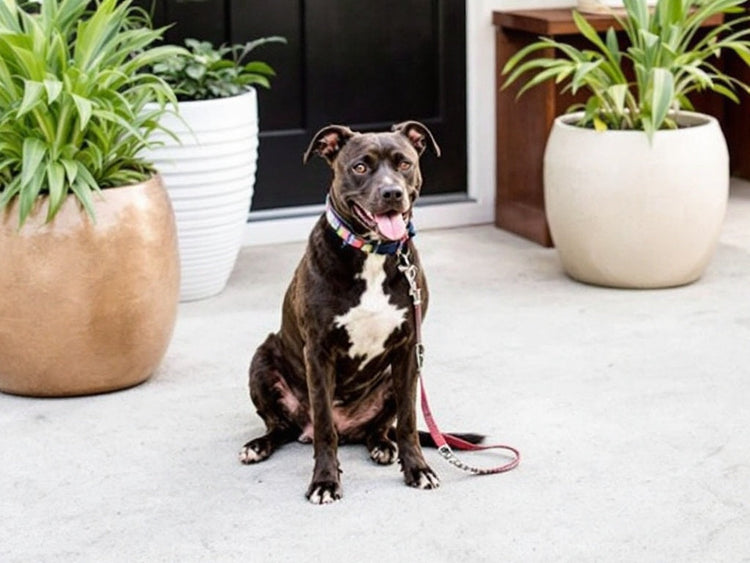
[
  {"left": 0, "top": 176, "right": 180, "bottom": 397},
  {"left": 143, "top": 89, "right": 259, "bottom": 301},
  {"left": 543, "top": 111, "right": 729, "bottom": 289}
]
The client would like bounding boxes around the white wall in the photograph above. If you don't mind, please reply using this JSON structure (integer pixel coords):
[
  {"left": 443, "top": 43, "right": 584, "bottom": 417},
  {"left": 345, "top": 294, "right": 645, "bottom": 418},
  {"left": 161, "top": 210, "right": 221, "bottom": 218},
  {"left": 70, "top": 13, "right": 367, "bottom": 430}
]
[{"left": 242, "top": 0, "right": 571, "bottom": 247}]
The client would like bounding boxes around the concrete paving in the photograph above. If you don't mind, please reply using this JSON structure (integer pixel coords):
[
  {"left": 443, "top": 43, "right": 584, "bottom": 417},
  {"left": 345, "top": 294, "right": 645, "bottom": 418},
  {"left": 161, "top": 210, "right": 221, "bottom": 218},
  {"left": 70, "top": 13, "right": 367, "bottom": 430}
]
[{"left": 2, "top": 179, "right": 750, "bottom": 562}]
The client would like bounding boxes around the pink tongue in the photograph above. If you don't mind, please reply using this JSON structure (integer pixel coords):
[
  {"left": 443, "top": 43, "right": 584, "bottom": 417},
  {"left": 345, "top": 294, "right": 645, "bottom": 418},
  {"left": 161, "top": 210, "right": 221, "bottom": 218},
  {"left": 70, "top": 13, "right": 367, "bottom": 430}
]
[{"left": 374, "top": 213, "right": 407, "bottom": 241}]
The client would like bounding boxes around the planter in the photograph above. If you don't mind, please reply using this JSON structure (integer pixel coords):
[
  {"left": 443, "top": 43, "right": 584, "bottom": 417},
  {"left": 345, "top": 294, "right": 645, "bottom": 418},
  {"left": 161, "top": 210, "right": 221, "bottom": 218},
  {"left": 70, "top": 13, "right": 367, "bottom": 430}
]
[
  {"left": 143, "top": 89, "right": 259, "bottom": 301},
  {"left": 0, "top": 176, "right": 180, "bottom": 397},
  {"left": 576, "top": 0, "right": 656, "bottom": 13},
  {"left": 576, "top": 0, "right": 624, "bottom": 13},
  {"left": 543, "top": 111, "right": 729, "bottom": 288}
]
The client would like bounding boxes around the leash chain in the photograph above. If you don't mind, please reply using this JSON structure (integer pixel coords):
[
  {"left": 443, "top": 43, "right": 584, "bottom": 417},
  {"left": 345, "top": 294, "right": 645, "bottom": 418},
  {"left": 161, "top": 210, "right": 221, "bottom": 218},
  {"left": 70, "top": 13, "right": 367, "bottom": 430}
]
[{"left": 397, "top": 249, "right": 520, "bottom": 475}]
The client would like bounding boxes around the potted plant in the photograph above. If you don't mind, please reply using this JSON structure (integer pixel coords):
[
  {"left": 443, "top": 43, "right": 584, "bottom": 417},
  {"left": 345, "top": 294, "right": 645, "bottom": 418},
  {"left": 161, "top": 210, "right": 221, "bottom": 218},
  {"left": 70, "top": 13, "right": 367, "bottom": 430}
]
[
  {"left": 144, "top": 36, "right": 285, "bottom": 301},
  {"left": 0, "top": 0, "right": 184, "bottom": 396},
  {"left": 502, "top": 0, "right": 750, "bottom": 288}
]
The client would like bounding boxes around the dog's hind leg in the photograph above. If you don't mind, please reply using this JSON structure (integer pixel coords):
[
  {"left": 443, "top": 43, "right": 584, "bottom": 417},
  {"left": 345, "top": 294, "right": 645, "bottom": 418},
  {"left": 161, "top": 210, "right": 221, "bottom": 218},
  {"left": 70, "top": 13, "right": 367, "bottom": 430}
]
[
  {"left": 364, "top": 399, "right": 399, "bottom": 465},
  {"left": 239, "top": 426, "right": 298, "bottom": 464},
  {"left": 367, "top": 430, "right": 398, "bottom": 466},
  {"left": 240, "top": 334, "right": 308, "bottom": 464}
]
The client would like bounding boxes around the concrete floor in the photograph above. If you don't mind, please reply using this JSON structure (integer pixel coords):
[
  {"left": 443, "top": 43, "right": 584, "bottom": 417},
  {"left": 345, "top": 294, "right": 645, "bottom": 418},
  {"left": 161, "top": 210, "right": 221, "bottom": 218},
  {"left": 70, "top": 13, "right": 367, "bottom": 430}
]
[{"left": 2, "top": 179, "right": 750, "bottom": 562}]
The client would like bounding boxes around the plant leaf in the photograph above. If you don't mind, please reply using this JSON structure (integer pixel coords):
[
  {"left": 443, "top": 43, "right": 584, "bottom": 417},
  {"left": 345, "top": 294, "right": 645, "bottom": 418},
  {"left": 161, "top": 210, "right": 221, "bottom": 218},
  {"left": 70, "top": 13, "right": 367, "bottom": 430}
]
[
  {"left": 244, "top": 61, "right": 276, "bottom": 76},
  {"left": 69, "top": 177, "right": 96, "bottom": 221},
  {"left": 45, "top": 161, "right": 66, "bottom": 221},
  {"left": 624, "top": 0, "right": 650, "bottom": 31},
  {"left": 44, "top": 78, "right": 64, "bottom": 104},
  {"left": 21, "top": 137, "right": 47, "bottom": 188},
  {"left": 61, "top": 158, "right": 79, "bottom": 185},
  {"left": 651, "top": 67, "right": 675, "bottom": 130},
  {"left": 239, "top": 75, "right": 271, "bottom": 89},
  {"left": 605, "top": 28, "right": 621, "bottom": 65},
  {"left": 583, "top": 96, "right": 601, "bottom": 127},
  {"left": 607, "top": 84, "right": 629, "bottom": 115},
  {"left": 185, "top": 63, "right": 206, "bottom": 80},
  {"left": 571, "top": 60, "right": 603, "bottom": 94},
  {"left": 19, "top": 158, "right": 46, "bottom": 225},
  {"left": 71, "top": 94, "right": 93, "bottom": 131},
  {"left": 711, "top": 83, "right": 740, "bottom": 103},
  {"left": 0, "top": 176, "right": 21, "bottom": 210},
  {"left": 18, "top": 79, "right": 45, "bottom": 117}
]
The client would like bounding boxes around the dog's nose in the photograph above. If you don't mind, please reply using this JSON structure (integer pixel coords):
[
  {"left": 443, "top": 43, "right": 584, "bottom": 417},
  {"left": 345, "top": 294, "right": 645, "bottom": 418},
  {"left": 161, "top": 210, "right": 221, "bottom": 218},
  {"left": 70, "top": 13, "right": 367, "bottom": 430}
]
[{"left": 380, "top": 186, "right": 404, "bottom": 201}]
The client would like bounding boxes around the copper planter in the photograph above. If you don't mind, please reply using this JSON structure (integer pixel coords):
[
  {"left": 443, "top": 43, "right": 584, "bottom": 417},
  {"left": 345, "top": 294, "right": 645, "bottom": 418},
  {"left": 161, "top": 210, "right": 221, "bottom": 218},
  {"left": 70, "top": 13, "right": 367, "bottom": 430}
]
[{"left": 0, "top": 176, "right": 180, "bottom": 397}]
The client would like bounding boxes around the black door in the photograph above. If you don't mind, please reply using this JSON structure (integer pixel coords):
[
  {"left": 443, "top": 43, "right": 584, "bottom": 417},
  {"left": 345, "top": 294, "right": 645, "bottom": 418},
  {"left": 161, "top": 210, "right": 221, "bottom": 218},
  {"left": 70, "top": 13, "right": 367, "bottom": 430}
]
[{"left": 143, "top": 0, "right": 466, "bottom": 212}]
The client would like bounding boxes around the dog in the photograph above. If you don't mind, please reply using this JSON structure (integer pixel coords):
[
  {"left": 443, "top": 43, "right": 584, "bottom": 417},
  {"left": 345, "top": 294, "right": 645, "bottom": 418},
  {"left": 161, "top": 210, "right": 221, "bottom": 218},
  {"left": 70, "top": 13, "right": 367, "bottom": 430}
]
[{"left": 239, "top": 121, "right": 443, "bottom": 504}]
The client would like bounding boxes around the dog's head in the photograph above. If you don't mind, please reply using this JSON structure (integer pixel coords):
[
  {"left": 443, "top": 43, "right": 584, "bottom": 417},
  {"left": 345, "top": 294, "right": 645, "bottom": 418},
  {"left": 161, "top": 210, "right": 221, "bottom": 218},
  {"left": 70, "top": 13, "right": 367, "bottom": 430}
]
[{"left": 303, "top": 121, "right": 440, "bottom": 242}]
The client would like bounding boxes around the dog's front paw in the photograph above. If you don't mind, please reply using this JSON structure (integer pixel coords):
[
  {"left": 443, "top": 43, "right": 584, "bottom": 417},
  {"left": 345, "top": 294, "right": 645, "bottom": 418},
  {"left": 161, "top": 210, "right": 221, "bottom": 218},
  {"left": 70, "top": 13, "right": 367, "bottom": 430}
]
[
  {"left": 369, "top": 440, "right": 398, "bottom": 465},
  {"left": 306, "top": 481, "right": 343, "bottom": 504},
  {"left": 403, "top": 466, "right": 440, "bottom": 490}
]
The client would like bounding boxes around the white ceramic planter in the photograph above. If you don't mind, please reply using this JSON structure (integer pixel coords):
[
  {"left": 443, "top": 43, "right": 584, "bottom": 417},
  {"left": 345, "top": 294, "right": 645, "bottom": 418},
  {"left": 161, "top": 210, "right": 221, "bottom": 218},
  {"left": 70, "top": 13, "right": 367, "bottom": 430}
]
[
  {"left": 543, "top": 111, "right": 729, "bottom": 288},
  {"left": 144, "top": 89, "right": 259, "bottom": 301},
  {"left": 576, "top": 0, "right": 655, "bottom": 14}
]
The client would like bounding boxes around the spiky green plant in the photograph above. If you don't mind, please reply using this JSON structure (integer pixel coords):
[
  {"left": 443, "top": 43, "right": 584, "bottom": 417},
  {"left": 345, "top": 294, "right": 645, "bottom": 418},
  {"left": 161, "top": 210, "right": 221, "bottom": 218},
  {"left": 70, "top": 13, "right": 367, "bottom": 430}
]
[
  {"left": 0, "top": 0, "right": 183, "bottom": 224},
  {"left": 151, "top": 36, "right": 286, "bottom": 101},
  {"left": 502, "top": 0, "right": 750, "bottom": 138}
]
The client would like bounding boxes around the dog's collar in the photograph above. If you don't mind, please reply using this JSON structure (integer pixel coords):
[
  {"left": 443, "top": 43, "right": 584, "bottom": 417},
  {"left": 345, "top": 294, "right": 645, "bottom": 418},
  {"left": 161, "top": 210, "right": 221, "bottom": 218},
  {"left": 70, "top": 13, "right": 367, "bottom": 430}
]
[{"left": 325, "top": 196, "right": 415, "bottom": 255}]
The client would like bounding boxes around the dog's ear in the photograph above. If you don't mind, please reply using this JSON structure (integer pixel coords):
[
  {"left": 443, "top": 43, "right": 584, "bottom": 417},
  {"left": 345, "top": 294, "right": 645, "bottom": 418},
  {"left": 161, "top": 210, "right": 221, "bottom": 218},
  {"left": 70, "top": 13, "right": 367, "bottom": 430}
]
[
  {"left": 303, "top": 125, "right": 356, "bottom": 165},
  {"left": 392, "top": 121, "right": 441, "bottom": 157}
]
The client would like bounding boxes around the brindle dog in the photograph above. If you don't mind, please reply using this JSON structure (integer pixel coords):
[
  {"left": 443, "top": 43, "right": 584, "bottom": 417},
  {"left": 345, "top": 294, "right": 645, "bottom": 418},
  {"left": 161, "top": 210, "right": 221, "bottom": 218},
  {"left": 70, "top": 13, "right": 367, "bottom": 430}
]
[{"left": 239, "top": 121, "right": 441, "bottom": 504}]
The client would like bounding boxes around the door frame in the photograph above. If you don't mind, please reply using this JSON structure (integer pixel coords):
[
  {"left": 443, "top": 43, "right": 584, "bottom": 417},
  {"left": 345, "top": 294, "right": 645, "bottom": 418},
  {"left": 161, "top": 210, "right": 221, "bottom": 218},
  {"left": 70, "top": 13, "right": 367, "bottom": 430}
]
[{"left": 243, "top": 3, "right": 494, "bottom": 246}]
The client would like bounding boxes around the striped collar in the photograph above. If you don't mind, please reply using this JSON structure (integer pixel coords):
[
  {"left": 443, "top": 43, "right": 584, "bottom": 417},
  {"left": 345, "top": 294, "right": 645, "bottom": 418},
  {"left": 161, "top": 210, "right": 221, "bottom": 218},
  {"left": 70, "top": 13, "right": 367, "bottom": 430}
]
[{"left": 325, "top": 196, "right": 415, "bottom": 255}]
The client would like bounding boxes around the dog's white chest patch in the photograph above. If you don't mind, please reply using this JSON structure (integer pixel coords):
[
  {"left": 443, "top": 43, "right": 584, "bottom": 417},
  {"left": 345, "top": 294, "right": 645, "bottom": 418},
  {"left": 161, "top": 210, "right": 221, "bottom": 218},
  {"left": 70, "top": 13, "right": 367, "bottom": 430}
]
[{"left": 334, "top": 254, "right": 407, "bottom": 361}]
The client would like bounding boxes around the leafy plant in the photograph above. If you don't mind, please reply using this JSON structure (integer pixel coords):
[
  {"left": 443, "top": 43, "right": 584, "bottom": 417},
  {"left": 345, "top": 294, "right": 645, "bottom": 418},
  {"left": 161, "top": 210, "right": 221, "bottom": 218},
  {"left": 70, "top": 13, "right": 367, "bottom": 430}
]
[
  {"left": 502, "top": 0, "right": 750, "bottom": 137},
  {"left": 0, "top": 0, "right": 182, "bottom": 225},
  {"left": 151, "top": 36, "right": 286, "bottom": 101}
]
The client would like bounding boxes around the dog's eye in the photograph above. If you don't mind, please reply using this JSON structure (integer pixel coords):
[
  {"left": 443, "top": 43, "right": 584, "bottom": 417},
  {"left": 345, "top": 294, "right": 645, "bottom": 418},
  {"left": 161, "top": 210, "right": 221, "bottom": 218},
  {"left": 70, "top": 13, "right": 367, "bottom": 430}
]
[
  {"left": 352, "top": 163, "right": 368, "bottom": 174},
  {"left": 398, "top": 160, "right": 412, "bottom": 171}
]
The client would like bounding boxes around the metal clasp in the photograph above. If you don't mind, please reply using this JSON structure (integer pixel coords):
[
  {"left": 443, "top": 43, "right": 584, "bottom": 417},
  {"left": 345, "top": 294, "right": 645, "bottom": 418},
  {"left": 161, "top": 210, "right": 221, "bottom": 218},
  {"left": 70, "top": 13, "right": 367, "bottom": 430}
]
[
  {"left": 415, "top": 342, "right": 425, "bottom": 371},
  {"left": 397, "top": 250, "right": 422, "bottom": 306}
]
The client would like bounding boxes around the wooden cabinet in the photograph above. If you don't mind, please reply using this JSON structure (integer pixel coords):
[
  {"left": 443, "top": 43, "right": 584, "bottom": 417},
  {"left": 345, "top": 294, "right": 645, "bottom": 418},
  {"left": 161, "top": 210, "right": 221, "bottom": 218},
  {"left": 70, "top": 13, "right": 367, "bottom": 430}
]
[{"left": 493, "top": 9, "right": 727, "bottom": 247}]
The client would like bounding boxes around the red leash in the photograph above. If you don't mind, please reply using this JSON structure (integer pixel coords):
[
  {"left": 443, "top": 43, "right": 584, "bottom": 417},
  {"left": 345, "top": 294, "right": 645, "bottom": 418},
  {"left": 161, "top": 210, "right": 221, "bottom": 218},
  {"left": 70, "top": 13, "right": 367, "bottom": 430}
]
[
  {"left": 398, "top": 250, "right": 521, "bottom": 475},
  {"left": 420, "top": 376, "right": 521, "bottom": 474}
]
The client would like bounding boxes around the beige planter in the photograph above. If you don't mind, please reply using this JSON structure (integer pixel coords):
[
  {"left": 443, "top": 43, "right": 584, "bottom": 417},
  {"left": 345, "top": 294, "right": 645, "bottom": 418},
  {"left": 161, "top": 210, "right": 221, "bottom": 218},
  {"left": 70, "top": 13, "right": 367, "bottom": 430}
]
[
  {"left": 576, "top": 0, "right": 655, "bottom": 14},
  {"left": 576, "top": 0, "right": 657, "bottom": 14},
  {"left": 0, "top": 176, "right": 180, "bottom": 397},
  {"left": 544, "top": 112, "right": 729, "bottom": 288}
]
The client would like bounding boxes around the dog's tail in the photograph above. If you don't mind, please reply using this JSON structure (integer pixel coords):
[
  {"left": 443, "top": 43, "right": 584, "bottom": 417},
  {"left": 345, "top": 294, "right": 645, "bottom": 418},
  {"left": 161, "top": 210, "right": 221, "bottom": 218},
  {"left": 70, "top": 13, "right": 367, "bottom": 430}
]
[{"left": 418, "top": 431, "right": 485, "bottom": 448}]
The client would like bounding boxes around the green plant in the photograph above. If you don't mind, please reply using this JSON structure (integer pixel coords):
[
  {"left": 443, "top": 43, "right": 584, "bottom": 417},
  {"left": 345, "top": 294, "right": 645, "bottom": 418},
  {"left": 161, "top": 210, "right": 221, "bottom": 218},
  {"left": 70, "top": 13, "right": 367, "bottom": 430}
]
[
  {"left": 151, "top": 36, "right": 286, "bottom": 101},
  {"left": 0, "top": 0, "right": 182, "bottom": 225},
  {"left": 502, "top": 0, "right": 750, "bottom": 137}
]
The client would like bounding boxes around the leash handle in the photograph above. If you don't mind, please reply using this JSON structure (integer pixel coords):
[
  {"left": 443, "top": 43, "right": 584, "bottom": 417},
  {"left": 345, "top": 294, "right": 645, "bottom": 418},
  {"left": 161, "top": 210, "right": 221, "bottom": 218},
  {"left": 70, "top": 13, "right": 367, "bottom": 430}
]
[{"left": 398, "top": 249, "right": 521, "bottom": 476}]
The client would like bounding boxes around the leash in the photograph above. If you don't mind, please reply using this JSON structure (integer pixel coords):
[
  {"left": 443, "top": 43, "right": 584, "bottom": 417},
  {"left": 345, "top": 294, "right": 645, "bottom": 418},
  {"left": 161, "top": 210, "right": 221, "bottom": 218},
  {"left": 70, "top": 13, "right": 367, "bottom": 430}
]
[{"left": 397, "top": 249, "right": 521, "bottom": 475}]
